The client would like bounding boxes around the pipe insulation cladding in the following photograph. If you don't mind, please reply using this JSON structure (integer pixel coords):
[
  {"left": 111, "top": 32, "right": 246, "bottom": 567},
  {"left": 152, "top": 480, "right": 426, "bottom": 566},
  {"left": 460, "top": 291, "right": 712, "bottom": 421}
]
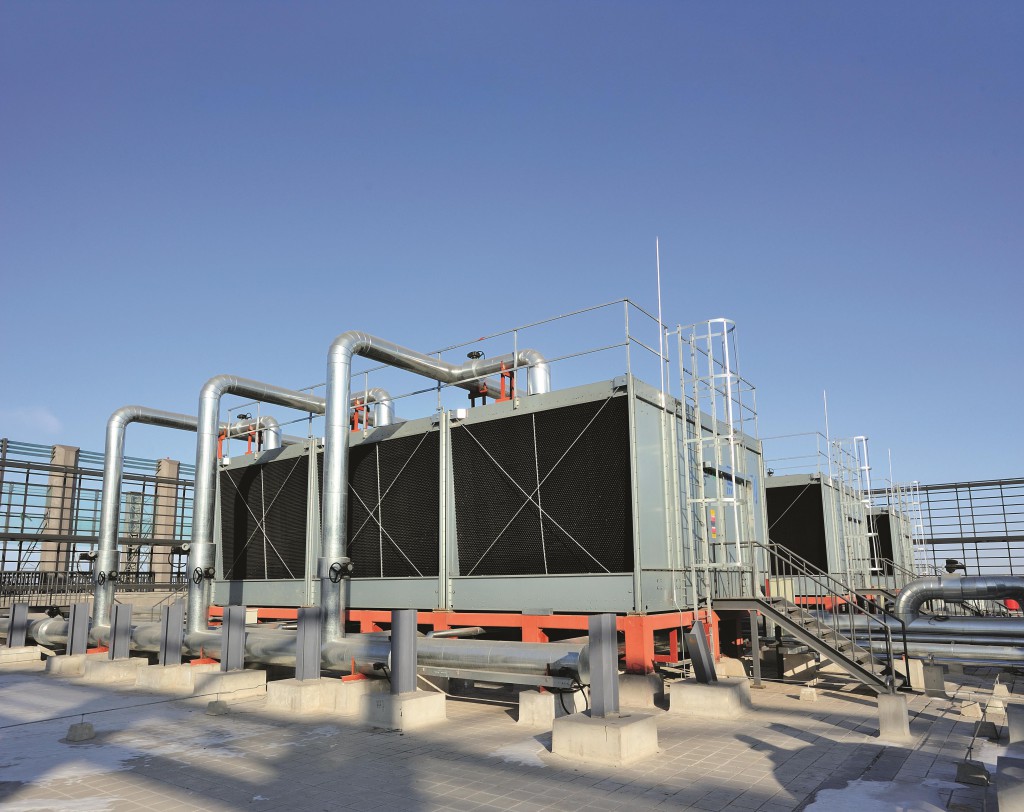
[
  {"left": 894, "top": 576, "right": 1024, "bottom": 623},
  {"left": 320, "top": 331, "right": 550, "bottom": 644}
]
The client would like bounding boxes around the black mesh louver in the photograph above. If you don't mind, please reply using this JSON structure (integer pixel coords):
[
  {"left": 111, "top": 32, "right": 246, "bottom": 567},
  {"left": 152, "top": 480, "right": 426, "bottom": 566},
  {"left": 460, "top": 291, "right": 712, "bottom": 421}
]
[
  {"left": 220, "top": 455, "right": 308, "bottom": 580},
  {"left": 220, "top": 428, "right": 441, "bottom": 581},
  {"left": 451, "top": 396, "right": 633, "bottom": 576},
  {"left": 335, "top": 431, "right": 441, "bottom": 578}
]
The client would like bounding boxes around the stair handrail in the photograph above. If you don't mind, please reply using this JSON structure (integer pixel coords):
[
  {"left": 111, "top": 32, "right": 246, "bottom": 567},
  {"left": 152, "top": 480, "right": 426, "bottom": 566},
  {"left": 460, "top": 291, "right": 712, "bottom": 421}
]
[{"left": 750, "top": 538, "right": 909, "bottom": 692}]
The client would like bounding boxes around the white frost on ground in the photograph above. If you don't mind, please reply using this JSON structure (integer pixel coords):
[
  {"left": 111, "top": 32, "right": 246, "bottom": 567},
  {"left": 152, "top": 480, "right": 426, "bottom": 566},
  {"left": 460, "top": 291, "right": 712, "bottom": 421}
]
[
  {"left": 803, "top": 779, "right": 946, "bottom": 812},
  {"left": 0, "top": 799, "right": 113, "bottom": 812},
  {"left": 492, "top": 740, "right": 546, "bottom": 767}
]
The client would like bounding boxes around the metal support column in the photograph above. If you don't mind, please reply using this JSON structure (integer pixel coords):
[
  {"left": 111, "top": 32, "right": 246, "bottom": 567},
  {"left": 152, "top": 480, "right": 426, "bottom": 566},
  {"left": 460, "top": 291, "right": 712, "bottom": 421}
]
[
  {"left": 109, "top": 603, "right": 132, "bottom": 660},
  {"left": 67, "top": 602, "right": 89, "bottom": 656},
  {"left": 221, "top": 605, "right": 246, "bottom": 672},
  {"left": 390, "top": 609, "right": 417, "bottom": 695},
  {"left": 296, "top": 606, "right": 322, "bottom": 681},
  {"left": 589, "top": 613, "right": 620, "bottom": 718},
  {"left": 749, "top": 610, "right": 763, "bottom": 688},
  {"left": 5, "top": 604, "right": 28, "bottom": 648},
  {"left": 158, "top": 600, "right": 184, "bottom": 666}
]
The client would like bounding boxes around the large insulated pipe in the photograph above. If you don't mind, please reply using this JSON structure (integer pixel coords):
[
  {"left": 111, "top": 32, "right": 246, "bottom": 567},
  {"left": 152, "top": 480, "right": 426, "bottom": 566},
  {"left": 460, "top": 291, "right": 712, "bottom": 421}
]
[
  {"left": 12, "top": 616, "right": 587, "bottom": 682},
  {"left": 351, "top": 388, "right": 396, "bottom": 427},
  {"left": 187, "top": 376, "right": 327, "bottom": 634},
  {"left": 321, "top": 332, "right": 551, "bottom": 642},
  {"left": 895, "top": 576, "right": 1024, "bottom": 623},
  {"left": 92, "top": 407, "right": 293, "bottom": 628}
]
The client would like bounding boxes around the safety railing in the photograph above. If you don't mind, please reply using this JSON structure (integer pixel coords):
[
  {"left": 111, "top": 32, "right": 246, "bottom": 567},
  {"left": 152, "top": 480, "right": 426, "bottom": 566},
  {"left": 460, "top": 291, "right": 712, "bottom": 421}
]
[{"left": 711, "top": 539, "right": 908, "bottom": 691}]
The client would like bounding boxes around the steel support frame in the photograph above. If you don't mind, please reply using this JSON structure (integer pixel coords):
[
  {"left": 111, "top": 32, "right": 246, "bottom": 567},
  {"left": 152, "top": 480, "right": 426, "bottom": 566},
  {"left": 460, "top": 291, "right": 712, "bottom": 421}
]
[{"left": 207, "top": 606, "right": 719, "bottom": 675}]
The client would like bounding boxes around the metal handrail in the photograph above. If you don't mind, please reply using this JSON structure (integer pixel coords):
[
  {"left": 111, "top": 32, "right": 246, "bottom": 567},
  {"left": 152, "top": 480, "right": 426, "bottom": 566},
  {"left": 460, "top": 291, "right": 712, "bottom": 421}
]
[{"left": 739, "top": 539, "right": 908, "bottom": 692}]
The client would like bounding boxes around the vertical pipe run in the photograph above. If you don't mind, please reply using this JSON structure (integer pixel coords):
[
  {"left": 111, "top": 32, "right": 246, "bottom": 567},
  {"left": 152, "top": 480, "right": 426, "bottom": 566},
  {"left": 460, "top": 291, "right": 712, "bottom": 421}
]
[{"left": 390, "top": 609, "right": 418, "bottom": 695}]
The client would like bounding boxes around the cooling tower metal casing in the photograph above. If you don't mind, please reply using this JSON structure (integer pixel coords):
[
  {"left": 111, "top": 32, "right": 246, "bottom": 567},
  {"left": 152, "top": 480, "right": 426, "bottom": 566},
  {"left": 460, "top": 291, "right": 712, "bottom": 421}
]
[{"left": 213, "top": 376, "right": 767, "bottom": 614}]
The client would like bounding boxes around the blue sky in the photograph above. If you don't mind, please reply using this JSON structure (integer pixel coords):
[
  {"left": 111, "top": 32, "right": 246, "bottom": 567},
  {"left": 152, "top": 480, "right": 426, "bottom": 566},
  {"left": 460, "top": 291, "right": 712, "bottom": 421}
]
[{"left": 1, "top": 2, "right": 1021, "bottom": 486}]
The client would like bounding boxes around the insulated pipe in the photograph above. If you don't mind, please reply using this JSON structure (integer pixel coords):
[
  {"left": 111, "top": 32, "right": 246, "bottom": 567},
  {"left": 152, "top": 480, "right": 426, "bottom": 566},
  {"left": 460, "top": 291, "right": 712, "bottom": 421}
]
[
  {"left": 817, "top": 612, "right": 1024, "bottom": 640},
  {"left": 859, "top": 638, "right": 1024, "bottom": 664},
  {"left": 187, "top": 376, "right": 327, "bottom": 634},
  {"left": 321, "top": 332, "right": 551, "bottom": 642},
  {"left": 92, "top": 407, "right": 294, "bottom": 628},
  {"left": 894, "top": 576, "right": 1024, "bottom": 623},
  {"left": 351, "top": 388, "right": 396, "bottom": 427},
  {"left": 11, "top": 616, "right": 587, "bottom": 682}
]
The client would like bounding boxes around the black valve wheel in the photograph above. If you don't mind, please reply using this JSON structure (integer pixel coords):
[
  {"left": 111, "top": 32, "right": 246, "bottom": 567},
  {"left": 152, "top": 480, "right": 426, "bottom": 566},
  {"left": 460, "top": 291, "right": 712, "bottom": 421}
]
[
  {"left": 192, "top": 567, "right": 204, "bottom": 585},
  {"left": 328, "top": 562, "right": 344, "bottom": 583},
  {"left": 96, "top": 571, "right": 106, "bottom": 585}
]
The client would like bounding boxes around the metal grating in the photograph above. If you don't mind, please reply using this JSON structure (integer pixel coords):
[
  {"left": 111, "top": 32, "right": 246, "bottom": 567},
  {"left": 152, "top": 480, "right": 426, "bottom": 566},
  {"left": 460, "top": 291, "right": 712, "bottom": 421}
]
[{"left": 451, "top": 396, "right": 633, "bottom": 576}]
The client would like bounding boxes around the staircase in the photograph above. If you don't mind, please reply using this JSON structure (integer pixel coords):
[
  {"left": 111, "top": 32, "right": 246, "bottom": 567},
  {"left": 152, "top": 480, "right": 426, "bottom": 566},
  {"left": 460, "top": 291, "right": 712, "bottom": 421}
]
[{"left": 711, "top": 540, "right": 909, "bottom": 694}]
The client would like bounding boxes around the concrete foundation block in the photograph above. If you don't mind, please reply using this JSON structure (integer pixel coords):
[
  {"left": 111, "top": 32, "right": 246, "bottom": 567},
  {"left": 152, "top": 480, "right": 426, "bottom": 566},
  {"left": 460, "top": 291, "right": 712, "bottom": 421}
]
[
  {"left": 361, "top": 690, "right": 446, "bottom": 731},
  {"left": 960, "top": 701, "right": 983, "bottom": 719},
  {"left": 552, "top": 711, "right": 658, "bottom": 767},
  {"left": 997, "top": 756, "right": 1024, "bottom": 808},
  {"left": 800, "top": 687, "right": 819, "bottom": 702},
  {"left": 877, "top": 693, "right": 912, "bottom": 741},
  {"left": 206, "top": 700, "right": 229, "bottom": 716},
  {"left": 922, "top": 664, "right": 948, "bottom": 698},
  {"left": 957, "top": 759, "right": 991, "bottom": 787},
  {"left": 668, "top": 678, "right": 752, "bottom": 720},
  {"left": 266, "top": 678, "right": 332, "bottom": 714},
  {"left": 715, "top": 656, "right": 748, "bottom": 678},
  {"left": 0, "top": 646, "right": 41, "bottom": 666},
  {"left": 995, "top": 682, "right": 1011, "bottom": 698},
  {"left": 892, "top": 658, "right": 925, "bottom": 691},
  {"left": 44, "top": 652, "right": 106, "bottom": 678},
  {"left": 66, "top": 722, "right": 95, "bottom": 742},
  {"left": 619, "top": 673, "right": 664, "bottom": 708},
  {"left": 192, "top": 669, "right": 267, "bottom": 702},
  {"left": 977, "top": 720, "right": 1000, "bottom": 740},
  {"left": 518, "top": 690, "right": 555, "bottom": 726},
  {"left": 135, "top": 663, "right": 219, "bottom": 694},
  {"left": 322, "top": 677, "right": 390, "bottom": 716},
  {"left": 81, "top": 656, "right": 149, "bottom": 684},
  {"left": 1007, "top": 704, "right": 1024, "bottom": 744}
]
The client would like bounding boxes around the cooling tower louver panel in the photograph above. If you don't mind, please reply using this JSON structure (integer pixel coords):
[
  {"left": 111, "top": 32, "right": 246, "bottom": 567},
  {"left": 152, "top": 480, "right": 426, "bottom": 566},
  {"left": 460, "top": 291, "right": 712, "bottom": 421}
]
[
  {"left": 451, "top": 396, "right": 633, "bottom": 576},
  {"left": 320, "top": 430, "right": 442, "bottom": 578},
  {"left": 220, "top": 455, "right": 308, "bottom": 580}
]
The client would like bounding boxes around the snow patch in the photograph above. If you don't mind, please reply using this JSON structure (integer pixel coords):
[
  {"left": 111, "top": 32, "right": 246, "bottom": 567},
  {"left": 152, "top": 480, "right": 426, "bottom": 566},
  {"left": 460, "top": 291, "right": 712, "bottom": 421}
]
[
  {"left": 492, "top": 740, "right": 546, "bottom": 767},
  {"left": 804, "top": 779, "right": 946, "bottom": 812}
]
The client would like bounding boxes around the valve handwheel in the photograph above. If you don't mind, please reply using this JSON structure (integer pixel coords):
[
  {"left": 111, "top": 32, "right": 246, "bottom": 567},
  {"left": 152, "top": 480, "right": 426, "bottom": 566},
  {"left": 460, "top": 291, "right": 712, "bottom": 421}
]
[
  {"left": 328, "top": 562, "right": 344, "bottom": 583},
  {"left": 192, "top": 567, "right": 204, "bottom": 585}
]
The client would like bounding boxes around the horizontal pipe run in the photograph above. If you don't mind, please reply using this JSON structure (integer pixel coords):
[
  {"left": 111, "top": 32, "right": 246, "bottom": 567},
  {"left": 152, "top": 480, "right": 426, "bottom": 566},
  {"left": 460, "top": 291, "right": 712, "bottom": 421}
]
[
  {"left": 894, "top": 575, "right": 1024, "bottom": 623},
  {"left": 10, "top": 617, "right": 588, "bottom": 683}
]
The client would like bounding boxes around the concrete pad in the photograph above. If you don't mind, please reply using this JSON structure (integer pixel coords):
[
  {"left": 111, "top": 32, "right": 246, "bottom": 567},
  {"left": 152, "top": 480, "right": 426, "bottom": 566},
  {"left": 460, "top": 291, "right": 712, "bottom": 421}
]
[
  {"left": 43, "top": 652, "right": 107, "bottom": 678},
  {"left": 800, "top": 687, "right": 819, "bottom": 702},
  {"left": 715, "top": 656, "right": 748, "bottom": 678},
  {"left": 1008, "top": 704, "right": 1024, "bottom": 744},
  {"left": 206, "top": 700, "right": 229, "bottom": 716},
  {"left": 0, "top": 646, "right": 41, "bottom": 666},
  {"left": 618, "top": 673, "right": 664, "bottom": 708},
  {"left": 65, "top": 722, "right": 95, "bottom": 742},
  {"left": 878, "top": 693, "right": 912, "bottom": 741},
  {"left": 266, "top": 678, "right": 332, "bottom": 714},
  {"left": 668, "top": 677, "right": 752, "bottom": 720},
  {"left": 192, "top": 669, "right": 267, "bottom": 702},
  {"left": 518, "top": 689, "right": 555, "bottom": 726},
  {"left": 81, "top": 656, "right": 149, "bottom": 684},
  {"left": 997, "top": 756, "right": 1024, "bottom": 808},
  {"left": 361, "top": 690, "right": 446, "bottom": 731},
  {"left": 323, "top": 677, "right": 390, "bottom": 716},
  {"left": 995, "top": 682, "right": 1011, "bottom": 698},
  {"left": 135, "top": 662, "right": 219, "bottom": 694},
  {"left": 552, "top": 711, "right": 658, "bottom": 767}
]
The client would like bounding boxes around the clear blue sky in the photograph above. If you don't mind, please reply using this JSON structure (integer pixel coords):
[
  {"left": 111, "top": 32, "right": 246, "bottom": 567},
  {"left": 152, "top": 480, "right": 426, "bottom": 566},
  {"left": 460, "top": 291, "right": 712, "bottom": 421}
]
[{"left": 1, "top": 2, "right": 1021, "bottom": 486}]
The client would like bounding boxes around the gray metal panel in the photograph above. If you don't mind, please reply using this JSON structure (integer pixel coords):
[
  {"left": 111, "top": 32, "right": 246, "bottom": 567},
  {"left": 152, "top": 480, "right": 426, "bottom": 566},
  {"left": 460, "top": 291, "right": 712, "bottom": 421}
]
[
  {"left": 159, "top": 601, "right": 185, "bottom": 666},
  {"left": 109, "top": 603, "right": 132, "bottom": 660},
  {"left": 589, "top": 613, "right": 620, "bottom": 717},
  {"left": 221, "top": 605, "right": 246, "bottom": 672},
  {"left": 295, "top": 606, "right": 322, "bottom": 681},
  {"left": 67, "top": 602, "right": 89, "bottom": 656},
  {"left": 389, "top": 609, "right": 417, "bottom": 695},
  {"left": 215, "top": 579, "right": 312, "bottom": 607},
  {"left": 5, "top": 604, "right": 28, "bottom": 648},
  {"left": 684, "top": 620, "right": 718, "bottom": 684},
  {"left": 350, "top": 578, "right": 440, "bottom": 610},
  {"left": 451, "top": 574, "right": 634, "bottom": 612}
]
